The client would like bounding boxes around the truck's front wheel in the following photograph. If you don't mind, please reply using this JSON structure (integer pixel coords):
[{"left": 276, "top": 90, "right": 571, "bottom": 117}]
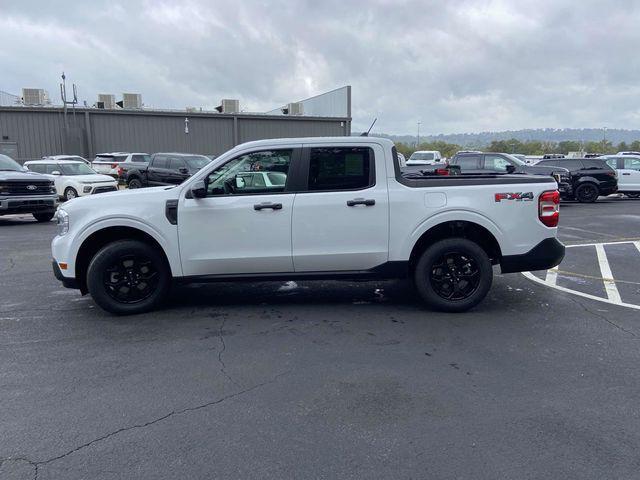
[
  {"left": 86, "top": 240, "right": 170, "bottom": 315},
  {"left": 414, "top": 238, "right": 492, "bottom": 312}
]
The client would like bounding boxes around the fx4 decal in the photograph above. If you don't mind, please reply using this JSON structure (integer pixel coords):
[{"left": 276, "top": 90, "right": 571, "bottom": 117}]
[{"left": 494, "top": 192, "right": 534, "bottom": 202}]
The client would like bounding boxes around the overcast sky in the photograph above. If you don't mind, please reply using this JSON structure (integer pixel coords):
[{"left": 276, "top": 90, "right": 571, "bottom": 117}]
[{"left": 1, "top": 0, "right": 639, "bottom": 135}]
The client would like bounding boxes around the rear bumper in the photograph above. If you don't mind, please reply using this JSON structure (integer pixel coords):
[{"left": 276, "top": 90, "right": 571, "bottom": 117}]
[
  {"left": 500, "top": 238, "right": 565, "bottom": 274},
  {"left": 52, "top": 260, "right": 79, "bottom": 289}
]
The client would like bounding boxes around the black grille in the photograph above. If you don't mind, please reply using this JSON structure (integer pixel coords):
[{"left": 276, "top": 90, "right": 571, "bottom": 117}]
[
  {"left": 93, "top": 186, "right": 118, "bottom": 194},
  {"left": 0, "top": 181, "right": 55, "bottom": 195},
  {"left": 7, "top": 199, "right": 55, "bottom": 210}
]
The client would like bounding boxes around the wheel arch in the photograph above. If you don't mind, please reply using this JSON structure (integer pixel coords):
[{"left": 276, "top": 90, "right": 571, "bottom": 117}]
[
  {"left": 74, "top": 225, "right": 173, "bottom": 294},
  {"left": 408, "top": 220, "right": 502, "bottom": 275}
]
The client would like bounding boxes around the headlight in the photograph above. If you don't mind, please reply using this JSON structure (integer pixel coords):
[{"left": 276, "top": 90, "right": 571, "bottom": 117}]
[
  {"left": 83, "top": 186, "right": 92, "bottom": 193},
  {"left": 56, "top": 209, "right": 69, "bottom": 236}
]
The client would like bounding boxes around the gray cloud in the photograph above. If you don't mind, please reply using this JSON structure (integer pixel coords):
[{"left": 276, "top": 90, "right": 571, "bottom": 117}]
[{"left": 1, "top": 0, "right": 639, "bottom": 135}]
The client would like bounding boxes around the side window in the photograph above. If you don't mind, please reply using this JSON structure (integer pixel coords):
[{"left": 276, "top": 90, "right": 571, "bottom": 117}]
[
  {"left": 27, "top": 164, "right": 42, "bottom": 173},
  {"left": 153, "top": 156, "right": 169, "bottom": 169},
  {"left": 46, "top": 164, "right": 59, "bottom": 174},
  {"left": 624, "top": 158, "right": 640, "bottom": 171},
  {"left": 169, "top": 157, "right": 186, "bottom": 170},
  {"left": 455, "top": 155, "right": 480, "bottom": 169},
  {"left": 205, "top": 149, "right": 292, "bottom": 195},
  {"left": 484, "top": 155, "right": 512, "bottom": 172},
  {"left": 581, "top": 159, "right": 605, "bottom": 170},
  {"left": 307, "top": 147, "right": 373, "bottom": 191}
]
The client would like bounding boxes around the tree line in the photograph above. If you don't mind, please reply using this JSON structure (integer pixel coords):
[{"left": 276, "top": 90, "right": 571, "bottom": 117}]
[{"left": 396, "top": 139, "right": 640, "bottom": 158}]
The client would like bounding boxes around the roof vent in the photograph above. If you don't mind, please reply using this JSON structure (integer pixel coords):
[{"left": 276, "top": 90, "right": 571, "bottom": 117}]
[{"left": 215, "top": 99, "right": 239, "bottom": 113}]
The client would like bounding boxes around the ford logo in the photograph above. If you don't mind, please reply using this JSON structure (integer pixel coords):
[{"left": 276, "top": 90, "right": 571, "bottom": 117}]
[{"left": 26, "top": 185, "right": 37, "bottom": 191}]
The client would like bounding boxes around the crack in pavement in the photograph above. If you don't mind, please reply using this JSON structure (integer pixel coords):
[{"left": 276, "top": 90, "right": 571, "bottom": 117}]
[
  {"left": 1, "top": 371, "right": 289, "bottom": 479},
  {"left": 569, "top": 296, "right": 637, "bottom": 338},
  {"left": 217, "top": 317, "right": 242, "bottom": 388}
]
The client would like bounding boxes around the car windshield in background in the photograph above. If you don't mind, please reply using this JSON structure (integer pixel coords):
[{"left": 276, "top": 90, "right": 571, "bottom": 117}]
[
  {"left": 504, "top": 154, "right": 526, "bottom": 166},
  {"left": 59, "top": 163, "right": 97, "bottom": 175},
  {"left": 410, "top": 153, "right": 435, "bottom": 161},
  {"left": 0, "top": 154, "right": 22, "bottom": 171},
  {"left": 183, "top": 156, "right": 210, "bottom": 169}
]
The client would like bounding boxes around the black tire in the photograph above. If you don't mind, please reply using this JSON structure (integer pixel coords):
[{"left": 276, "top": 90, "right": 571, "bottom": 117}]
[
  {"left": 86, "top": 240, "right": 170, "bottom": 315},
  {"left": 128, "top": 178, "right": 143, "bottom": 189},
  {"left": 414, "top": 238, "right": 492, "bottom": 312},
  {"left": 32, "top": 212, "right": 55, "bottom": 222},
  {"left": 64, "top": 187, "right": 78, "bottom": 201},
  {"left": 575, "top": 183, "right": 599, "bottom": 203}
]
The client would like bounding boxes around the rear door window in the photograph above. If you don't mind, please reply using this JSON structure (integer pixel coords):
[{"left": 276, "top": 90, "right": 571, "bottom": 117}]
[
  {"left": 169, "top": 157, "right": 187, "bottom": 170},
  {"left": 581, "top": 159, "right": 606, "bottom": 170},
  {"left": 484, "top": 154, "right": 512, "bottom": 172},
  {"left": 153, "top": 156, "right": 169, "bottom": 169},
  {"left": 623, "top": 157, "right": 640, "bottom": 171},
  {"left": 132, "top": 154, "right": 150, "bottom": 163},
  {"left": 307, "top": 147, "right": 374, "bottom": 191},
  {"left": 454, "top": 155, "right": 480, "bottom": 169}
]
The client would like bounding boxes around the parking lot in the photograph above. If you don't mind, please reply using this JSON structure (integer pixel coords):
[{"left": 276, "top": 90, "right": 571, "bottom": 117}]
[{"left": 1, "top": 198, "right": 640, "bottom": 479}]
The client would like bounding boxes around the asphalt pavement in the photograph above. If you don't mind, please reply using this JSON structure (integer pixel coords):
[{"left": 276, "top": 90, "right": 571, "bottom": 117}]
[{"left": 1, "top": 197, "right": 640, "bottom": 479}]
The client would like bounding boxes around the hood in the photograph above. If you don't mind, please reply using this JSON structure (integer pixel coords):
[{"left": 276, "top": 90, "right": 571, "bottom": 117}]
[
  {"left": 0, "top": 170, "right": 52, "bottom": 182},
  {"left": 71, "top": 174, "right": 117, "bottom": 183},
  {"left": 61, "top": 185, "right": 176, "bottom": 212}
]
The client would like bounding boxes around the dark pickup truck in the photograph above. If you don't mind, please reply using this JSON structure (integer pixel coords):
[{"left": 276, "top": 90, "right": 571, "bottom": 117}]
[
  {"left": 0, "top": 154, "right": 58, "bottom": 222},
  {"left": 118, "top": 153, "right": 211, "bottom": 188},
  {"left": 449, "top": 152, "right": 573, "bottom": 197}
]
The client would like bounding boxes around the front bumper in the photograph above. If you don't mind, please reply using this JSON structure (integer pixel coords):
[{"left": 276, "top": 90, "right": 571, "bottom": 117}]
[
  {"left": 0, "top": 195, "right": 58, "bottom": 215},
  {"left": 500, "top": 237, "right": 565, "bottom": 274},
  {"left": 52, "top": 260, "right": 80, "bottom": 289}
]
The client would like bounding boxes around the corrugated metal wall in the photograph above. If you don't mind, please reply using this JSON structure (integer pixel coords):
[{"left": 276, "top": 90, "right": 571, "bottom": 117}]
[{"left": 0, "top": 107, "right": 350, "bottom": 162}]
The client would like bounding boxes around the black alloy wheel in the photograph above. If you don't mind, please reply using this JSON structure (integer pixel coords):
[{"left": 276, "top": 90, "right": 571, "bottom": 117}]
[
  {"left": 430, "top": 251, "right": 481, "bottom": 301},
  {"left": 576, "top": 183, "right": 599, "bottom": 203},
  {"left": 103, "top": 254, "right": 159, "bottom": 304}
]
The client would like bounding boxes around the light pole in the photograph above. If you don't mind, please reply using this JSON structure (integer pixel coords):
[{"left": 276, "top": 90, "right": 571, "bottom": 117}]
[
  {"left": 417, "top": 121, "right": 421, "bottom": 148},
  {"left": 603, "top": 127, "right": 607, "bottom": 153}
]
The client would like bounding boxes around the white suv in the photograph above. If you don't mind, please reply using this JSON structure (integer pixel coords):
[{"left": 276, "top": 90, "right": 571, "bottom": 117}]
[
  {"left": 24, "top": 160, "right": 118, "bottom": 200},
  {"left": 92, "top": 153, "right": 151, "bottom": 177}
]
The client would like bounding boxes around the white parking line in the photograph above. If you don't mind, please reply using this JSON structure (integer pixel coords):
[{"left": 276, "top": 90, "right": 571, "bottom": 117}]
[
  {"left": 594, "top": 244, "right": 622, "bottom": 303},
  {"left": 523, "top": 240, "right": 640, "bottom": 311}
]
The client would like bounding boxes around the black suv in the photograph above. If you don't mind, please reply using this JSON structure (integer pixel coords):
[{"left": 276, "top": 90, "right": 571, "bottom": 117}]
[
  {"left": 535, "top": 158, "right": 618, "bottom": 203},
  {"left": 0, "top": 154, "right": 58, "bottom": 222},
  {"left": 448, "top": 152, "right": 572, "bottom": 197}
]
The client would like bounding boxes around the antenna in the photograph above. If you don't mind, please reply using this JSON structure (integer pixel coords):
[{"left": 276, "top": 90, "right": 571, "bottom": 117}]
[{"left": 360, "top": 118, "right": 377, "bottom": 136}]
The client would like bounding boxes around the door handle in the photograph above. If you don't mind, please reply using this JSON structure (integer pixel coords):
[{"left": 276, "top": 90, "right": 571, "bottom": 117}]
[
  {"left": 622, "top": 173, "right": 631, "bottom": 176},
  {"left": 254, "top": 202, "right": 283, "bottom": 211},
  {"left": 347, "top": 198, "right": 375, "bottom": 207}
]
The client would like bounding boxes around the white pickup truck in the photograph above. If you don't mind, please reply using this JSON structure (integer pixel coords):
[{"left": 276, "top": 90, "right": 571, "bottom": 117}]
[{"left": 52, "top": 137, "right": 564, "bottom": 315}]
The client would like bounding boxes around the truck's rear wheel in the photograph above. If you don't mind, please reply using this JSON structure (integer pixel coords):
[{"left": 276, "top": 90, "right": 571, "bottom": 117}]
[
  {"left": 575, "top": 183, "right": 599, "bottom": 203},
  {"left": 86, "top": 240, "right": 170, "bottom": 315},
  {"left": 414, "top": 238, "right": 492, "bottom": 312}
]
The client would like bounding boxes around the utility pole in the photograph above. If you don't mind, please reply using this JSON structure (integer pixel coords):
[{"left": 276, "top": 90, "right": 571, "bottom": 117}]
[
  {"left": 603, "top": 126, "right": 607, "bottom": 153},
  {"left": 417, "top": 121, "right": 421, "bottom": 148}
]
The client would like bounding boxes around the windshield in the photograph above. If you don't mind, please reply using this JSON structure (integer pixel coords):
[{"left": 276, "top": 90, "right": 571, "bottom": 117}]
[
  {"left": 504, "top": 154, "right": 526, "bottom": 166},
  {"left": 0, "top": 154, "right": 22, "bottom": 171},
  {"left": 59, "top": 163, "right": 97, "bottom": 175},
  {"left": 183, "top": 155, "right": 210, "bottom": 170},
  {"left": 410, "top": 152, "right": 435, "bottom": 161}
]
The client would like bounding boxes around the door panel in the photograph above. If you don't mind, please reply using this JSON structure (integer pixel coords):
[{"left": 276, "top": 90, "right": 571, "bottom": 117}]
[
  {"left": 292, "top": 144, "right": 389, "bottom": 272},
  {"left": 178, "top": 194, "right": 295, "bottom": 276}
]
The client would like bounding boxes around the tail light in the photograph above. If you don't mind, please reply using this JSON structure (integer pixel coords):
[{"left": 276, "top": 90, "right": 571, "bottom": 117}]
[
  {"left": 539, "top": 190, "right": 560, "bottom": 227},
  {"left": 117, "top": 166, "right": 124, "bottom": 176},
  {"left": 435, "top": 168, "right": 449, "bottom": 176},
  {"left": 110, "top": 163, "right": 118, "bottom": 169}
]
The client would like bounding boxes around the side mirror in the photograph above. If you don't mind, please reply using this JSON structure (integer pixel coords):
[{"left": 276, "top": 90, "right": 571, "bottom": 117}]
[
  {"left": 505, "top": 165, "right": 516, "bottom": 174},
  {"left": 190, "top": 180, "right": 207, "bottom": 198},
  {"left": 51, "top": 170, "right": 62, "bottom": 176},
  {"left": 235, "top": 176, "right": 246, "bottom": 189},
  {"left": 178, "top": 167, "right": 189, "bottom": 175}
]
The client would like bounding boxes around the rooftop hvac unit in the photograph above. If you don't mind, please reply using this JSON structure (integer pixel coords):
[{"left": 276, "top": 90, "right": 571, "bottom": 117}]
[
  {"left": 97, "top": 94, "right": 116, "bottom": 109},
  {"left": 282, "top": 102, "right": 304, "bottom": 115},
  {"left": 121, "top": 93, "right": 142, "bottom": 109},
  {"left": 215, "top": 99, "right": 239, "bottom": 113},
  {"left": 22, "top": 88, "right": 50, "bottom": 106},
  {"left": 186, "top": 106, "right": 198, "bottom": 113}
]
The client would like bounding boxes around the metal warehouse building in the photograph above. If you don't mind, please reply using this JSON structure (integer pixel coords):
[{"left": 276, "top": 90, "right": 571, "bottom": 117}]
[{"left": 0, "top": 86, "right": 351, "bottom": 163}]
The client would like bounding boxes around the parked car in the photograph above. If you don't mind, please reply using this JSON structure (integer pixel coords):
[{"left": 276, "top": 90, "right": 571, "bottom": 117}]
[
  {"left": 617, "top": 151, "right": 640, "bottom": 156},
  {"left": 118, "top": 152, "right": 211, "bottom": 188},
  {"left": 52, "top": 137, "right": 564, "bottom": 315},
  {"left": 602, "top": 155, "right": 640, "bottom": 198},
  {"left": 0, "top": 154, "right": 58, "bottom": 222},
  {"left": 92, "top": 153, "right": 151, "bottom": 178},
  {"left": 448, "top": 152, "right": 573, "bottom": 197},
  {"left": 42, "top": 155, "right": 91, "bottom": 165},
  {"left": 406, "top": 150, "right": 443, "bottom": 165},
  {"left": 536, "top": 157, "right": 618, "bottom": 202},
  {"left": 24, "top": 159, "right": 118, "bottom": 200}
]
